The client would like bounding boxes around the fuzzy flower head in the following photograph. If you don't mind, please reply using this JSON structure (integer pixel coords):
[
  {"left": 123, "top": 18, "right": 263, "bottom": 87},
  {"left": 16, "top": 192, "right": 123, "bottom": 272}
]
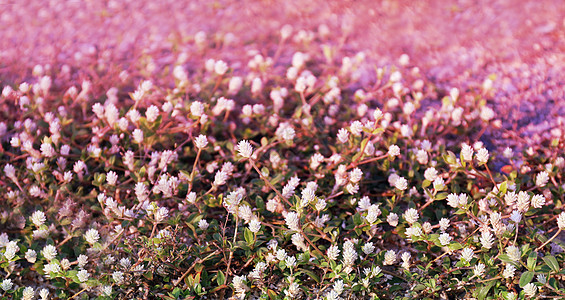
[
  {"left": 237, "top": 140, "right": 253, "bottom": 158},
  {"left": 194, "top": 134, "right": 208, "bottom": 149},
  {"left": 84, "top": 228, "right": 100, "bottom": 245}
]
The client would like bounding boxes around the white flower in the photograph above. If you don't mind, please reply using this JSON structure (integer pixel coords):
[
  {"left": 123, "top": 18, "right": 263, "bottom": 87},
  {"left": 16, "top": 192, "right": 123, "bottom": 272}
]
[
  {"left": 198, "top": 219, "right": 209, "bottom": 230},
  {"left": 476, "top": 148, "right": 489, "bottom": 164},
  {"left": 285, "top": 256, "right": 297, "bottom": 269},
  {"left": 145, "top": 105, "right": 160, "bottom": 122},
  {"left": 523, "top": 283, "right": 537, "bottom": 298},
  {"left": 214, "top": 60, "right": 228, "bottom": 75},
  {"left": 327, "top": 245, "right": 340, "bottom": 260},
  {"left": 190, "top": 101, "right": 205, "bottom": 117},
  {"left": 77, "top": 269, "right": 90, "bottom": 282},
  {"left": 31, "top": 210, "right": 46, "bottom": 227},
  {"left": 113, "top": 271, "right": 124, "bottom": 284},
  {"left": 132, "top": 129, "right": 144, "bottom": 143},
  {"left": 531, "top": 194, "right": 545, "bottom": 208},
  {"left": 25, "top": 249, "right": 37, "bottom": 263},
  {"left": 106, "top": 171, "right": 118, "bottom": 185},
  {"left": 194, "top": 134, "right": 208, "bottom": 149},
  {"left": 337, "top": 128, "right": 349, "bottom": 144},
  {"left": 4, "top": 164, "right": 16, "bottom": 180},
  {"left": 461, "top": 143, "right": 474, "bottom": 162},
  {"left": 387, "top": 213, "right": 399, "bottom": 227},
  {"left": 503, "top": 264, "right": 516, "bottom": 278},
  {"left": 506, "top": 245, "right": 521, "bottom": 262},
  {"left": 424, "top": 167, "right": 438, "bottom": 182},
  {"left": 84, "top": 228, "right": 100, "bottom": 245},
  {"left": 388, "top": 145, "right": 400, "bottom": 158},
  {"left": 285, "top": 212, "right": 300, "bottom": 231},
  {"left": 228, "top": 76, "right": 242, "bottom": 94},
  {"left": 362, "top": 242, "right": 375, "bottom": 255},
  {"left": 237, "top": 140, "right": 253, "bottom": 158},
  {"left": 101, "top": 286, "right": 112, "bottom": 297},
  {"left": 214, "top": 170, "right": 228, "bottom": 186},
  {"left": 22, "top": 287, "right": 34, "bottom": 300},
  {"left": 460, "top": 247, "right": 474, "bottom": 262},
  {"left": 439, "top": 233, "right": 452, "bottom": 246},
  {"left": 536, "top": 171, "right": 549, "bottom": 187},
  {"left": 510, "top": 210, "right": 522, "bottom": 223},
  {"left": 473, "top": 263, "right": 485, "bottom": 277},
  {"left": 403, "top": 208, "right": 419, "bottom": 224},
  {"left": 439, "top": 218, "right": 450, "bottom": 232},
  {"left": 42, "top": 244, "right": 57, "bottom": 260},
  {"left": 395, "top": 176, "right": 408, "bottom": 191},
  {"left": 249, "top": 219, "right": 261, "bottom": 233},
  {"left": 480, "top": 230, "right": 495, "bottom": 249},
  {"left": 1, "top": 279, "right": 13, "bottom": 291},
  {"left": 383, "top": 250, "right": 396, "bottom": 265},
  {"left": 557, "top": 212, "right": 565, "bottom": 230},
  {"left": 366, "top": 205, "right": 381, "bottom": 224}
]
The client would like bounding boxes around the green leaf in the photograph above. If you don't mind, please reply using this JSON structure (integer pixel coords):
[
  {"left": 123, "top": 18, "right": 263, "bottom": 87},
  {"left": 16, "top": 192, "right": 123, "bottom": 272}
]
[
  {"left": 244, "top": 228, "right": 254, "bottom": 245},
  {"left": 477, "top": 281, "right": 495, "bottom": 300},
  {"left": 519, "top": 271, "right": 535, "bottom": 288},
  {"left": 216, "top": 270, "right": 225, "bottom": 286},
  {"left": 435, "top": 192, "right": 448, "bottom": 200},
  {"left": 542, "top": 255, "right": 560, "bottom": 272},
  {"left": 299, "top": 269, "right": 320, "bottom": 283},
  {"left": 527, "top": 251, "right": 537, "bottom": 271}
]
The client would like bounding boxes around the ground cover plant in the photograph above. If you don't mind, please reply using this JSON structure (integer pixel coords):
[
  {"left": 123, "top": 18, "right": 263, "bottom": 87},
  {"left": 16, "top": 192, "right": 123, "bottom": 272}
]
[{"left": 1, "top": 2, "right": 565, "bottom": 299}]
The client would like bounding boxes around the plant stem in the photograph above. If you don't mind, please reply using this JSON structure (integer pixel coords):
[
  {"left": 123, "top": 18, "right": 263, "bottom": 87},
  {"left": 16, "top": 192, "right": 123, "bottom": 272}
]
[{"left": 536, "top": 228, "right": 562, "bottom": 252}]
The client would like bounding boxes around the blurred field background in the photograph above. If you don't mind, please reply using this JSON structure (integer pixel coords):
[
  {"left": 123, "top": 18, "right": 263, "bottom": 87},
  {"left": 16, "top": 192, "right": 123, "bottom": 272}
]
[{"left": 1, "top": 0, "right": 564, "bottom": 148}]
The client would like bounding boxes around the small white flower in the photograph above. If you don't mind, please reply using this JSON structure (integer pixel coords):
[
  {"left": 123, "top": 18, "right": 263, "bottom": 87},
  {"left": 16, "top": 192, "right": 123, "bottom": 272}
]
[
  {"left": 362, "top": 242, "right": 375, "bottom": 255},
  {"left": 194, "top": 134, "right": 208, "bottom": 149},
  {"left": 536, "top": 171, "right": 550, "bottom": 187},
  {"left": 557, "top": 212, "right": 565, "bottom": 230},
  {"left": 337, "top": 128, "right": 349, "bottom": 144},
  {"left": 25, "top": 249, "right": 37, "bottom": 263},
  {"left": 531, "top": 194, "right": 545, "bottom": 209},
  {"left": 84, "top": 228, "right": 100, "bottom": 245},
  {"left": 510, "top": 210, "right": 522, "bottom": 223},
  {"left": 523, "top": 282, "right": 537, "bottom": 298},
  {"left": 237, "top": 140, "right": 253, "bottom": 158},
  {"left": 480, "top": 230, "right": 495, "bottom": 249},
  {"left": 388, "top": 145, "right": 400, "bottom": 158},
  {"left": 403, "top": 208, "right": 419, "bottom": 224},
  {"left": 77, "top": 269, "right": 90, "bottom": 282},
  {"left": 476, "top": 148, "right": 489, "bottom": 164},
  {"left": 394, "top": 176, "right": 408, "bottom": 191},
  {"left": 42, "top": 244, "right": 57, "bottom": 261},
  {"left": 327, "top": 245, "right": 340, "bottom": 260},
  {"left": 1, "top": 279, "right": 13, "bottom": 291},
  {"left": 285, "top": 256, "right": 297, "bottom": 269},
  {"left": 198, "top": 219, "right": 209, "bottom": 230},
  {"left": 214, "top": 60, "right": 228, "bottom": 75},
  {"left": 387, "top": 213, "right": 399, "bottom": 227},
  {"left": 77, "top": 254, "right": 89, "bottom": 268},
  {"left": 473, "top": 263, "right": 485, "bottom": 277},
  {"left": 460, "top": 247, "right": 474, "bottom": 262},
  {"left": 106, "top": 170, "right": 118, "bottom": 185},
  {"left": 132, "top": 129, "right": 144, "bottom": 143},
  {"left": 22, "top": 287, "right": 34, "bottom": 300},
  {"left": 439, "top": 233, "right": 452, "bottom": 246},
  {"left": 461, "top": 143, "right": 474, "bottom": 162},
  {"left": 503, "top": 264, "right": 516, "bottom": 278},
  {"left": 383, "top": 250, "right": 397, "bottom": 265},
  {"left": 439, "top": 218, "right": 450, "bottom": 232},
  {"left": 145, "top": 105, "right": 160, "bottom": 122},
  {"left": 506, "top": 245, "right": 521, "bottom": 262},
  {"left": 249, "top": 219, "right": 261, "bottom": 233},
  {"left": 31, "top": 210, "right": 46, "bottom": 227}
]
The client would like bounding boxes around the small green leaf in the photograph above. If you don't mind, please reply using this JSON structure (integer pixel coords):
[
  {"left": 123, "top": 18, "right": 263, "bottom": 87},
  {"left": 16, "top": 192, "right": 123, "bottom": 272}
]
[
  {"left": 527, "top": 251, "right": 537, "bottom": 271},
  {"left": 542, "top": 255, "right": 560, "bottom": 272},
  {"left": 244, "top": 228, "right": 254, "bottom": 245},
  {"left": 519, "top": 271, "right": 535, "bottom": 288}
]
